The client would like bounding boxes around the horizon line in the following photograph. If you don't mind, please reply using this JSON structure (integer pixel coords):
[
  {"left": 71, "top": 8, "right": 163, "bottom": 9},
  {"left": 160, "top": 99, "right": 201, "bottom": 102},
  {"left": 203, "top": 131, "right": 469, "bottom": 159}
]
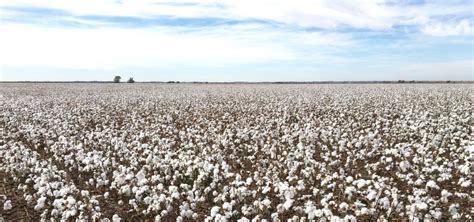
[{"left": 1, "top": 80, "right": 473, "bottom": 84}]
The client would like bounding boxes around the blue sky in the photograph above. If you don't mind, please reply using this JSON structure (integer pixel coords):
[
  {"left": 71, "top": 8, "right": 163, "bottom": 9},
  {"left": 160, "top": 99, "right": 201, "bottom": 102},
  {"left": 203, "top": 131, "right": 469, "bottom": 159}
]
[{"left": 0, "top": 0, "right": 472, "bottom": 81}]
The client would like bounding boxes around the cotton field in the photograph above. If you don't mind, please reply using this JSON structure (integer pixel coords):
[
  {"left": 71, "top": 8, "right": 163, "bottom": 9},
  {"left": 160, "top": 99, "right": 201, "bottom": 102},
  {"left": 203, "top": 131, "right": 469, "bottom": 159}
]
[{"left": 0, "top": 83, "right": 472, "bottom": 221}]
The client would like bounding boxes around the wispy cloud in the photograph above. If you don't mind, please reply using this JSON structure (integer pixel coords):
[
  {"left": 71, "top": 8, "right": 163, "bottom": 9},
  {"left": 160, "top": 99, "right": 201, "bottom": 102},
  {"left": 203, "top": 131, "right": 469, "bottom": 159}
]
[
  {"left": 422, "top": 19, "right": 473, "bottom": 36},
  {"left": 1, "top": 0, "right": 472, "bottom": 32}
]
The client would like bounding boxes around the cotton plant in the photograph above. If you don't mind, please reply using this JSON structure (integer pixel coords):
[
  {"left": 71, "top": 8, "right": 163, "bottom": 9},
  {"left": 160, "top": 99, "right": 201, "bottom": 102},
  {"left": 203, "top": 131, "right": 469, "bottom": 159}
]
[{"left": 0, "top": 83, "right": 472, "bottom": 220}]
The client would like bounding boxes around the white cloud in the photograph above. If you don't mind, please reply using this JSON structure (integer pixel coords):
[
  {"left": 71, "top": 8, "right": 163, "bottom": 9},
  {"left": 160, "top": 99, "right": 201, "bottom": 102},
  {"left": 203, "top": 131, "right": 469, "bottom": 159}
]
[
  {"left": 0, "top": 24, "right": 354, "bottom": 69},
  {"left": 1, "top": 0, "right": 471, "bottom": 32},
  {"left": 422, "top": 19, "right": 473, "bottom": 36}
]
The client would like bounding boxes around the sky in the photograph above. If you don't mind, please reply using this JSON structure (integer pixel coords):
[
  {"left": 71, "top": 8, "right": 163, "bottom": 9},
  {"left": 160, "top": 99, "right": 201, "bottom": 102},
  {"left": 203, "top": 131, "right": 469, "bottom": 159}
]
[{"left": 0, "top": 0, "right": 473, "bottom": 82}]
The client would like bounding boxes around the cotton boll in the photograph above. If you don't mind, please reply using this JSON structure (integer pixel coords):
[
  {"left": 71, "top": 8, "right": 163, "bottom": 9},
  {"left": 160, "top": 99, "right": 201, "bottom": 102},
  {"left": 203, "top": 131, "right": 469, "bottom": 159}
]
[
  {"left": 262, "top": 186, "right": 271, "bottom": 194},
  {"left": 415, "top": 202, "right": 428, "bottom": 211},
  {"left": 210, "top": 206, "right": 220, "bottom": 217},
  {"left": 283, "top": 199, "right": 294, "bottom": 211},
  {"left": 345, "top": 176, "right": 354, "bottom": 184},
  {"left": 360, "top": 207, "right": 369, "bottom": 215},
  {"left": 222, "top": 202, "right": 232, "bottom": 211},
  {"left": 339, "top": 202, "right": 349, "bottom": 211},
  {"left": 459, "top": 178, "right": 471, "bottom": 187},
  {"left": 154, "top": 215, "right": 161, "bottom": 222},
  {"left": 262, "top": 199, "right": 271, "bottom": 207},
  {"left": 35, "top": 197, "right": 47, "bottom": 211},
  {"left": 237, "top": 217, "right": 250, "bottom": 222},
  {"left": 399, "top": 161, "right": 411, "bottom": 172},
  {"left": 449, "top": 204, "right": 460, "bottom": 218},
  {"left": 367, "top": 190, "right": 378, "bottom": 201},
  {"left": 81, "top": 190, "right": 90, "bottom": 198},
  {"left": 3, "top": 200, "right": 12, "bottom": 210},
  {"left": 426, "top": 180, "right": 439, "bottom": 190},
  {"left": 112, "top": 214, "right": 121, "bottom": 222},
  {"left": 432, "top": 208, "right": 442, "bottom": 220},
  {"left": 344, "top": 215, "right": 356, "bottom": 222},
  {"left": 246, "top": 177, "right": 253, "bottom": 186}
]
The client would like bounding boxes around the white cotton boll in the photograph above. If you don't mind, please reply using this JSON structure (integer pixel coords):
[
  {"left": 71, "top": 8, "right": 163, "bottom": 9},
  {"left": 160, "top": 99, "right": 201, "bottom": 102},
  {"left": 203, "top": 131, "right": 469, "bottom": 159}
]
[
  {"left": 276, "top": 204, "right": 284, "bottom": 213},
  {"left": 415, "top": 202, "right": 428, "bottom": 211},
  {"left": 449, "top": 204, "right": 459, "bottom": 218},
  {"left": 330, "top": 216, "right": 341, "bottom": 222},
  {"left": 367, "top": 190, "right": 377, "bottom": 201},
  {"left": 51, "top": 209, "right": 59, "bottom": 217},
  {"left": 69, "top": 208, "right": 77, "bottom": 217},
  {"left": 296, "top": 180, "right": 305, "bottom": 191},
  {"left": 215, "top": 214, "right": 224, "bottom": 221},
  {"left": 246, "top": 177, "right": 253, "bottom": 186},
  {"left": 25, "top": 195, "right": 33, "bottom": 204},
  {"left": 144, "top": 196, "right": 152, "bottom": 205},
  {"left": 415, "top": 179, "right": 424, "bottom": 186},
  {"left": 283, "top": 199, "right": 294, "bottom": 210},
  {"left": 426, "top": 180, "right": 439, "bottom": 189},
  {"left": 291, "top": 215, "right": 299, "bottom": 222},
  {"left": 3, "top": 200, "right": 12, "bottom": 210},
  {"left": 344, "top": 215, "right": 356, "bottom": 222},
  {"left": 314, "top": 209, "right": 324, "bottom": 218},
  {"left": 378, "top": 197, "right": 390, "bottom": 209},
  {"left": 154, "top": 215, "right": 161, "bottom": 222},
  {"left": 345, "top": 176, "right": 354, "bottom": 184},
  {"left": 35, "top": 196, "right": 47, "bottom": 211},
  {"left": 344, "top": 186, "right": 356, "bottom": 199},
  {"left": 262, "top": 199, "right": 271, "bottom": 207},
  {"left": 399, "top": 161, "right": 411, "bottom": 172},
  {"left": 222, "top": 202, "right": 232, "bottom": 211},
  {"left": 459, "top": 178, "right": 471, "bottom": 187},
  {"left": 432, "top": 208, "right": 442, "bottom": 219},
  {"left": 112, "top": 214, "right": 121, "bottom": 222},
  {"left": 210, "top": 206, "right": 220, "bottom": 217},
  {"left": 354, "top": 179, "right": 368, "bottom": 189},
  {"left": 339, "top": 202, "right": 349, "bottom": 211},
  {"left": 262, "top": 186, "right": 271, "bottom": 194},
  {"left": 459, "top": 165, "right": 470, "bottom": 175},
  {"left": 81, "top": 190, "right": 90, "bottom": 197},
  {"left": 360, "top": 207, "right": 369, "bottom": 215},
  {"left": 237, "top": 217, "right": 250, "bottom": 222}
]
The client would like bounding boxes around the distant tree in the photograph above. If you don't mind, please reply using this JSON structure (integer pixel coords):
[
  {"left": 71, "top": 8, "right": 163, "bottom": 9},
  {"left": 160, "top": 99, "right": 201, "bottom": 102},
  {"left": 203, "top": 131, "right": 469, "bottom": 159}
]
[
  {"left": 127, "top": 77, "right": 135, "bottom": 83},
  {"left": 114, "top": 76, "right": 121, "bottom": 83}
]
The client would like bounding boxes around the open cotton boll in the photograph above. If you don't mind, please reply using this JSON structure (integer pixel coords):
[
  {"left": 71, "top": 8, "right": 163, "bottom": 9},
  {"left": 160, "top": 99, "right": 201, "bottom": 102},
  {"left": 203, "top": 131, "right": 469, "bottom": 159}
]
[
  {"left": 366, "top": 190, "right": 378, "bottom": 201},
  {"left": 283, "top": 199, "right": 294, "bottom": 211},
  {"left": 210, "top": 206, "right": 220, "bottom": 217},
  {"left": 112, "top": 214, "right": 121, "bottom": 222},
  {"left": 339, "top": 202, "right": 349, "bottom": 211},
  {"left": 34, "top": 197, "right": 47, "bottom": 211},
  {"left": 415, "top": 202, "right": 428, "bottom": 211},
  {"left": 426, "top": 180, "right": 439, "bottom": 189},
  {"left": 237, "top": 217, "right": 250, "bottom": 222},
  {"left": 3, "top": 200, "right": 12, "bottom": 210}
]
